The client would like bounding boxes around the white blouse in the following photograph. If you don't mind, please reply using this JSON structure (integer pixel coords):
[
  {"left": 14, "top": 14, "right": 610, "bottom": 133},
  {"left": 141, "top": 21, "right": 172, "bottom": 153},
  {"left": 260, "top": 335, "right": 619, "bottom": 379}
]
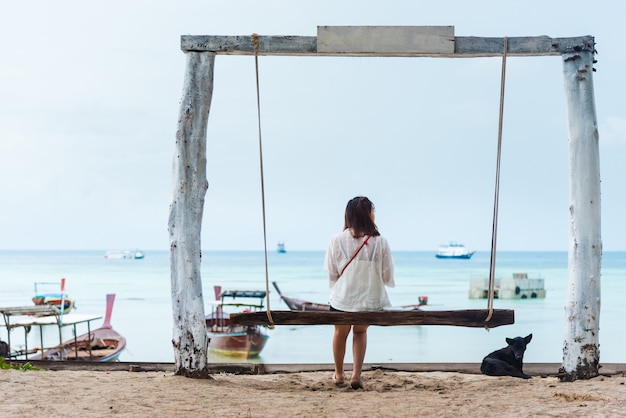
[{"left": 324, "top": 229, "right": 395, "bottom": 311}]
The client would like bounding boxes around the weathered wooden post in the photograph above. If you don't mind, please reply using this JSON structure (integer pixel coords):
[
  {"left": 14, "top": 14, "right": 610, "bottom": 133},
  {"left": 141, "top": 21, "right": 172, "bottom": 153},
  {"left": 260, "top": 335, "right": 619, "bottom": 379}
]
[
  {"left": 560, "top": 46, "right": 601, "bottom": 381},
  {"left": 168, "top": 51, "right": 215, "bottom": 378}
]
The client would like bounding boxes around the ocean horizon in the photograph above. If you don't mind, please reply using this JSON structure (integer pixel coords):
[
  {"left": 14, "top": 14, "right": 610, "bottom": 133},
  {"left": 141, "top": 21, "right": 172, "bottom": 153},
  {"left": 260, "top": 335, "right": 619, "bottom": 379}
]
[{"left": 1, "top": 250, "right": 624, "bottom": 365}]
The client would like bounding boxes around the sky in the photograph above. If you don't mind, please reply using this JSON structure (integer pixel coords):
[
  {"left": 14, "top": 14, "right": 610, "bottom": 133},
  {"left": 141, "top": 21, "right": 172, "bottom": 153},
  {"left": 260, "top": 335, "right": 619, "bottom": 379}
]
[{"left": 1, "top": 1, "right": 624, "bottom": 252}]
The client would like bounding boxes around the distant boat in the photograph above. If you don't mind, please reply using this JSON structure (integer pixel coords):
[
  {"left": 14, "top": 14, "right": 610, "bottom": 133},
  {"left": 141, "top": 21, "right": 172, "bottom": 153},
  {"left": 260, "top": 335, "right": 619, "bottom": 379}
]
[
  {"left": 104, "top": 250, "right": 144, "bottom": 259},
  {"left": 469, "top": 272, "right": 546, "bottom": 300},
  {"left": 32, "top": 280, "right": 75, "bottom": 315},
  {"left": 435, "top": 242, "right": 475, "bottom": 259},
  {"left": 277, "top": 241, "right": 286, "bottom": 253}
]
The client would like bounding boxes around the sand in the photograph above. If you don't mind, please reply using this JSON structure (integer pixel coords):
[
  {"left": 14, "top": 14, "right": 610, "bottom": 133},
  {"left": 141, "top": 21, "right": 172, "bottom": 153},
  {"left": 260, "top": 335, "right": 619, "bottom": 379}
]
[{"left": 2, "top": 367, "right": 626, "bottom": 417}]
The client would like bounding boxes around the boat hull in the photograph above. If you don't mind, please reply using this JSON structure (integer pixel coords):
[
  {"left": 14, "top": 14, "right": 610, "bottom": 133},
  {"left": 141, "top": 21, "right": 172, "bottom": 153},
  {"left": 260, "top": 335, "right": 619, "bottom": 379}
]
[
  {"left": 208, "top": 327, "right": 269, "bottom": 358},
  {"left": 435, "top": 253, "right": 475, "bottom": 259},
  {"left": 31, "top": 327, "right": 126, "bottom": 362}
]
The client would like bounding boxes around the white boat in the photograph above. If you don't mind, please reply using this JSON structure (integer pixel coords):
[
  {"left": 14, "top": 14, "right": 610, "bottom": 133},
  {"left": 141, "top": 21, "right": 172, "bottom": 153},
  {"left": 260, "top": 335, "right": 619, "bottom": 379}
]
[
  {"left": 435, "top": 242, "right": 475, "bottom": 259},
  {"left": 277, "top": 241, "right": 286, "bottom": 253},
  {"left": 104, "top": 250, "right": 144, "bottom": 260},
  {"left": 469, "top": 272, "right": 546, "bottom": 299}
]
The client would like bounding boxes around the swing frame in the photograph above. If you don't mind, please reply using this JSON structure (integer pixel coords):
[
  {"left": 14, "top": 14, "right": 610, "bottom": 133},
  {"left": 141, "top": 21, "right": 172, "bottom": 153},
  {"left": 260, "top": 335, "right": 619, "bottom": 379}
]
[
  {"left": 234, "top": 28, "right": 514, "bottom": 328},
  {"left": 170, "top": 27, "right": 600, "bottom": 376}
]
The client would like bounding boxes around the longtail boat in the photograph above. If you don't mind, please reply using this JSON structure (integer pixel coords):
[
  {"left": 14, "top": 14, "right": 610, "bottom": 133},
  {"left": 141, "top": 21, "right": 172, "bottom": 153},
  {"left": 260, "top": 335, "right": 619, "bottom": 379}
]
[
  {"left": 272, "top": 281, "right": 428, "bottom": 311},
  {"left": 205, "top": 286, "right": 270, "bottom": 358},
  {"left": 32, "top": 294, "right": 125, "bottom": 362},
  {"left": 272, "top": 281, "right": 330, "bottom": 311}
]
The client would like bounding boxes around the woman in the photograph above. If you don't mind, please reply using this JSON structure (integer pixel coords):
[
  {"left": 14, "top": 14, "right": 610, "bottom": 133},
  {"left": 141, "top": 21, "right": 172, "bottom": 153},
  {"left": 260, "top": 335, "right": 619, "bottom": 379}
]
[{"left": 324, "top": 196, "right": 395, "bottom": 389}]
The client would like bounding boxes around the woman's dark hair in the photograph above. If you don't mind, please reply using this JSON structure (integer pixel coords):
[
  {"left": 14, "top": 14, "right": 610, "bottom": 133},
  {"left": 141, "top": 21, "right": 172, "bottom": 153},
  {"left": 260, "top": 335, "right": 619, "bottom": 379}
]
[{"left": 343, "top": 196, "right": 380, "bottom": 237}]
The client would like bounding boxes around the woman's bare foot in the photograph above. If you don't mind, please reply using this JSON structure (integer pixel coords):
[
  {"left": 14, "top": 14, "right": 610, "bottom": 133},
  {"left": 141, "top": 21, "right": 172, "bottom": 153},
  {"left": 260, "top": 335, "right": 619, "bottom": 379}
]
[
  {"left": 350, "top": 379, "right": 363, "bottom": 390},
  {"left": 350, "top": 374, "right": 363, "bottom": 389},
  {"left": 333, "top": 373, "right": 345, "bottom": 386}
]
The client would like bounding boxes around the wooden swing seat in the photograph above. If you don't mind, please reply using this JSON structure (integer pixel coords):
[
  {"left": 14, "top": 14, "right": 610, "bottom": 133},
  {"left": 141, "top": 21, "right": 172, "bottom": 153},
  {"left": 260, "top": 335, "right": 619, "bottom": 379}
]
[{"left": 229, "top": 309, "right": 514, "bottom": 328}]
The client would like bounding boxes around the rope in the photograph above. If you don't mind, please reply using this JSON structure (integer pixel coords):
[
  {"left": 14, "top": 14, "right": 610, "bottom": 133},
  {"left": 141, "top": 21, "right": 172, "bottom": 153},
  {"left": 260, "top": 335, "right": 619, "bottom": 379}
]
[
  {"left": 252, "top": 33, "right": 275, "bottom": 329},
  {"left": 486, "top": 36, "right": 508, "bottom": 323}
]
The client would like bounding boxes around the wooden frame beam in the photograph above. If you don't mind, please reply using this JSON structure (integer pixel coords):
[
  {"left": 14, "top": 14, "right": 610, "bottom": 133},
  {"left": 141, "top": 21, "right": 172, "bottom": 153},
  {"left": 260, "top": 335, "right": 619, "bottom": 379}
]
[
  {"left": 182, "top": 29, "right": 594, "bottom": 58},
  {"left": 230, "top": 309, "right": 514, "bottom": 328}
]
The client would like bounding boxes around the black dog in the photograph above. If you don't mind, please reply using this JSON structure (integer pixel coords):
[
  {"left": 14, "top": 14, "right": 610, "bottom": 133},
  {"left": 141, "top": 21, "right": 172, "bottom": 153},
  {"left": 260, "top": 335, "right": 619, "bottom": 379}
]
[
  {"left": 0, "top": 340, "right": 8, "bottom": 358},
  {"left": 480, "top": 334, "right": 532, "bottom": 379}
]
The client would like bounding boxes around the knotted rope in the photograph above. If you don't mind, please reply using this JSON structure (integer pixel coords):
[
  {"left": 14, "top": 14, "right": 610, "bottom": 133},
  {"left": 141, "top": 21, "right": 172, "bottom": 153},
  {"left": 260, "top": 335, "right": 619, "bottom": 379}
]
[
  {"left": 486, "top": 36, "right": 508, "bottom": 323},
  {"left": 252, "top": 33, "right": 275, "bottom": 329}
]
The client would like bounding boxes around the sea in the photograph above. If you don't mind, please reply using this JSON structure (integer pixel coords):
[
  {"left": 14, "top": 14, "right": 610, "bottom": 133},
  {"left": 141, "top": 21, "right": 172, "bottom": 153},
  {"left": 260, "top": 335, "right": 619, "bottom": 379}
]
[{"left": 1, "top": 250, "right": 624, "bottom": 365}]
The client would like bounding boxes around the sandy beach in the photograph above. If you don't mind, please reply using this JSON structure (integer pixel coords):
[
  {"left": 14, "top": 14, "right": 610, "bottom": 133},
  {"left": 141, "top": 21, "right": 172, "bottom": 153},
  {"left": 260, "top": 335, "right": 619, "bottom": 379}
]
[{"left": 2, "top": 364, "right": 625, "bottom": 417}]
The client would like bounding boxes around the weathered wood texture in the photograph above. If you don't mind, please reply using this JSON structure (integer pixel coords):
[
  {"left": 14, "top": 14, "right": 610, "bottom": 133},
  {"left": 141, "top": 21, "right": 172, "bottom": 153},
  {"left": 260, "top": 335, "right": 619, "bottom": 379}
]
[
  {"left": 560, "top": 50, "right": 601, "bottom": 381},
  {"left": 169, "top": 51, "right": 215, "bottom": 378},
  {"left": 182, "top": 32, "right": 594, "bottom": 57},
  {"left": 230, "top": 309, "right": 514, "bottom": 328},
  {"left": 317, "top": 26, "right": 454, "bottom": 54}
]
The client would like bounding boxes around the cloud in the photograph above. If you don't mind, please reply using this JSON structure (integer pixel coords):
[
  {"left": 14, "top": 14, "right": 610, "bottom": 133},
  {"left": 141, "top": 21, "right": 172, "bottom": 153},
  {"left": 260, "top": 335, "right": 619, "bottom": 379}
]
[{"left": 1, "top": 0, "right": 624, "bottom": 251}]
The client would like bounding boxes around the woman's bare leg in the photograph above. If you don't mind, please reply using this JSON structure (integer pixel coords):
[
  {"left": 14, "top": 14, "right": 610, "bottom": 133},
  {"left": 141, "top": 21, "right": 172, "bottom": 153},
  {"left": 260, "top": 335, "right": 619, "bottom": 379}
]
[
  {"left": 333, "top": 324, "right": 352, "bottom": 381},
  {"left": 351, "top": 325, "right": 369, "bottom": 383}
]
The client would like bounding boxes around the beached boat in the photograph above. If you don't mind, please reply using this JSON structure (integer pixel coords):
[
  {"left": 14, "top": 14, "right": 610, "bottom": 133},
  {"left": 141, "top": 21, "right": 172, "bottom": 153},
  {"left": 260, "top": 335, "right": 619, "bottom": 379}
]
[
  {"left": 272, "top": 281, "right": 429, "bottom": 311},
  {"left": 205, "top": 287, "right": 270, "bottom": 358},
  {"left": 435, "top": 242, "right": 476, "bottom": 259},
  {"left": 32, "top": 280, "right": 75, "bottom": 315},
  {"left": 31, "top": 294, "right": 126, "bottom": 362},
  {"left": 469, "top": 273, "right": 546, "bottom": 300},
  {"left": 104, "top": 249, "right": 144, "bottom": 259}
]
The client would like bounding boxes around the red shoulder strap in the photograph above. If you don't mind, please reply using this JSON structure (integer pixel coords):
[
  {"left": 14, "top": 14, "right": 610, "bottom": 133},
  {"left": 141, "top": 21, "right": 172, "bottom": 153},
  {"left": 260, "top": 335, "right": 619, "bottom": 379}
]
[{"left": 338, "top": 235, "right": 370, "bottom": 278}]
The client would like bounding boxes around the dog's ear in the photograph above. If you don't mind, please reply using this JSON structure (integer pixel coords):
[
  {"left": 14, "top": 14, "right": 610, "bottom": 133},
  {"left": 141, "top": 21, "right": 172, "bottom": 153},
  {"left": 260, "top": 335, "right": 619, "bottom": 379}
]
[
  {"left": 525, "top": 334, "right": 533, "bottom": 344},
  {"left": 506, "top": 337, "right": 513, "bottom": 345}
]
